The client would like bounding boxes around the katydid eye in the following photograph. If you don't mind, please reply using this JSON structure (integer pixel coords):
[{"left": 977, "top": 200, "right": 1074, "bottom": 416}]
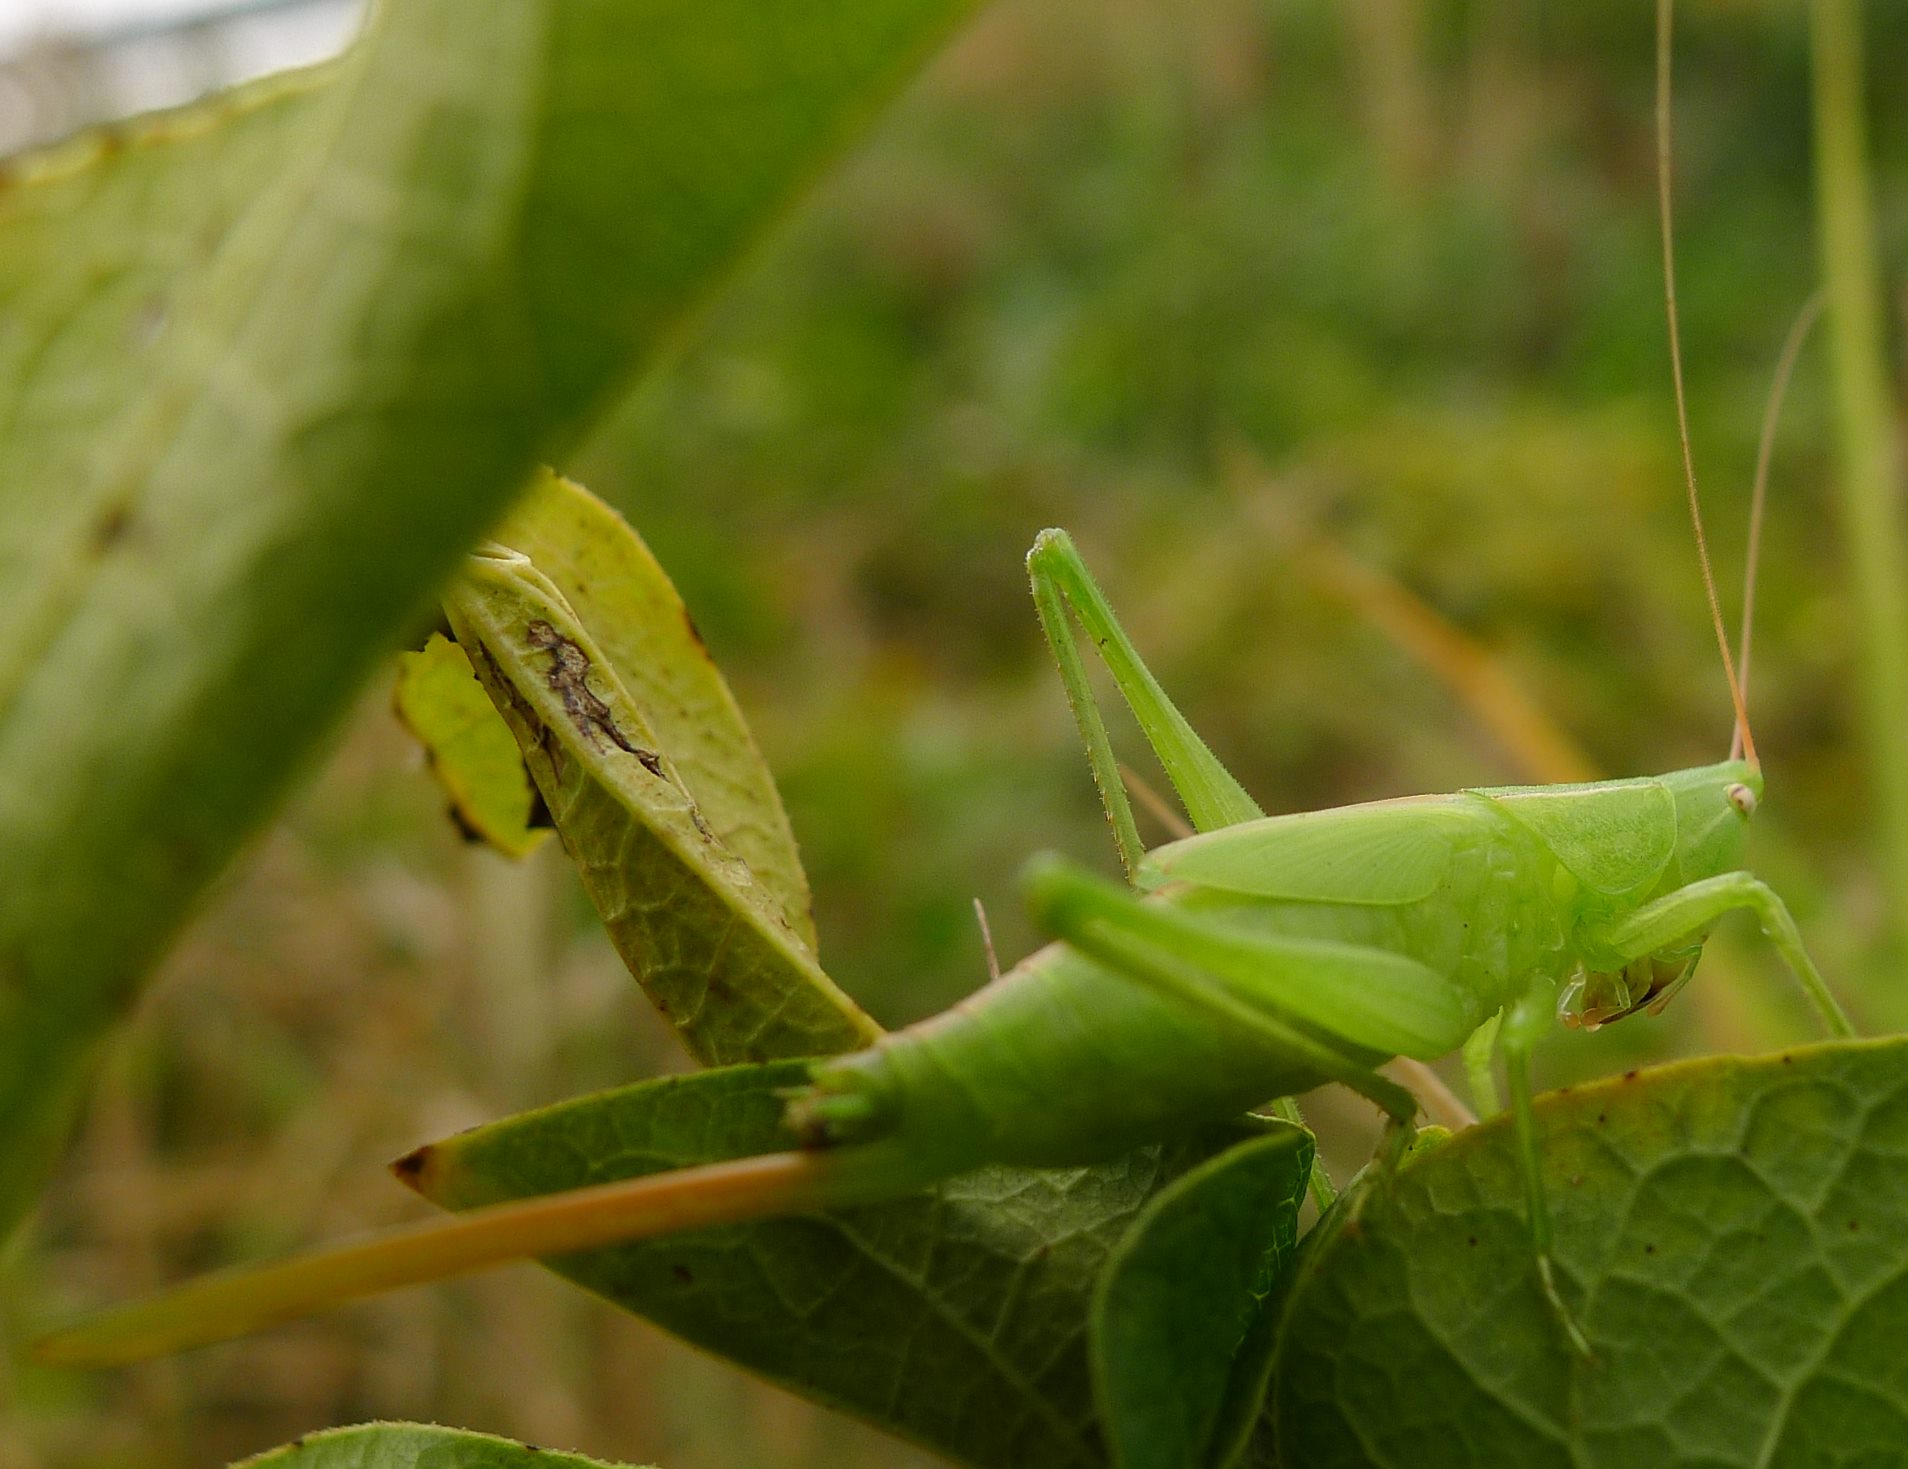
[{"left": 1726, "top": 783, "right": 1757, "bottom": 817}]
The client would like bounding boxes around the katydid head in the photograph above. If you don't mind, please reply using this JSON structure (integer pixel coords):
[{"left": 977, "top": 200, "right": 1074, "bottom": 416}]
[
  {"left": 1661, "top": 758, "right": 1761, "bottom": 886},
  {"left": 1557, "top": 757, "right": 1763, "bottom": 1032}
]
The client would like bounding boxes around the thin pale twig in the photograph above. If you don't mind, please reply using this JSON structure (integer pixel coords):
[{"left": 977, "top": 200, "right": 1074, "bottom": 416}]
[
  {"left": 1117, "top": 761, "right": 1196, "bottom": 841},
  {"left": 972, "top": 897, "right": 1001, "bottom": 983},
  {"left": 1383, "top": 1057, "right": 1478, "bottom": 1131},
  {"left": 1306, "top": 536, "right": 1601, "bottom": 786}
]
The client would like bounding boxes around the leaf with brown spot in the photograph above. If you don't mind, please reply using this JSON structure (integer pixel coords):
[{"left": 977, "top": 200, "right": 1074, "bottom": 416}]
[
  {"left": 445, "top": 526, "right": 879, "bottom": 1066},
  {"left": 487, "top": 470, "right": 818, "bottom": 949}
]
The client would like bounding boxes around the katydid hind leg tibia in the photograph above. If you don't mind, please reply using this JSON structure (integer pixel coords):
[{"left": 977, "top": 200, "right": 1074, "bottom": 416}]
[{"left": 1025, "top": 526, "right": 1263, "bottom": 874}]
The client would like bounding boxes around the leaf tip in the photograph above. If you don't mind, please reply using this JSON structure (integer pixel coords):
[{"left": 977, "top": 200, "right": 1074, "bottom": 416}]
[{"left": 389, "top": 1143, "right": 439, "bottom": 1194}]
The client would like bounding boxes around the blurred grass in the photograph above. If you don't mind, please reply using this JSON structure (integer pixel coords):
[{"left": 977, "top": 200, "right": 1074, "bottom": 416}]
[{"left": 5, "top": 0, "right": 1905, "bottom": 1464}]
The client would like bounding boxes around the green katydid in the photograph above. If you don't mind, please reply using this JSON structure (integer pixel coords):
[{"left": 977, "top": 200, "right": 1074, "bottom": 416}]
[
  {"left": 31, "top": 523, "right": 1854, "bottom": 1367},
  {"left": 36, "top": 0, "right": 1855, "bottom": 1372}
]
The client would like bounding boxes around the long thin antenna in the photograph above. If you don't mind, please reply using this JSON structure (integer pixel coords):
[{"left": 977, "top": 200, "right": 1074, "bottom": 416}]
[
  {"left": 1656, "top": 0, "right": 1758, "bottom": 768},
  {"left": 1733, "top": 291, "right": 1825, "bottom": 757}
]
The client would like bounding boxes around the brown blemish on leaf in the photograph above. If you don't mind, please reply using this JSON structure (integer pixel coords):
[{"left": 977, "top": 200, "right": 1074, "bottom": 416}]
[
  {"left": 681, "top": 605, "right": 709, "bottom": 655},
  {"left": 390, "top": 1144, "right": 437, "bottom": 1192},
  {"left": 524, "top": 619, "right": 663, "bottom": 771}
]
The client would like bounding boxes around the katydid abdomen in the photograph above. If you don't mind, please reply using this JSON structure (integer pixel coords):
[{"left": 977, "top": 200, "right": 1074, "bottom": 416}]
[{"left": 799, "top": 939, "right": 1354, "bottom": 1173}]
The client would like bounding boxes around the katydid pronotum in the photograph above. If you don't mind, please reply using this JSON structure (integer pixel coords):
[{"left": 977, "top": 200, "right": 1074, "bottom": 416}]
[{"left": 38, "top": 0, "right": 1856, "bottom": 1371}]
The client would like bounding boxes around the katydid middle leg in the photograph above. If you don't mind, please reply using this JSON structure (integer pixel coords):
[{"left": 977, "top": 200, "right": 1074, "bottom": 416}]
[{"left": 1497, "top": 979, "right": 1594, "bottom": 1358}]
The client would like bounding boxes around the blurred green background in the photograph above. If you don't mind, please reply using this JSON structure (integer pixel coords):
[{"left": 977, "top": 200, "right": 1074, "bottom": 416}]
[{"left": 4, "top": 0, "right": 1906, "bottom": 1464}]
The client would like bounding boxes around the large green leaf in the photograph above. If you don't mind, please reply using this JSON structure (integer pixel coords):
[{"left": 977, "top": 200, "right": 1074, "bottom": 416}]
[
  {"left": 0, "top": 0, "right": 971, "bottom": 1236},
  {"left": 1269, "top": 1036, "right": 1908, "bottom": 1468},
  {"left": 404, "top": 1062, "right": 1287, "bottom": 1469},
  {"left": 235, "top": 1424, "right": 650, "bottom": 1469},
  {"left": 1091, "top": 1126, "right": 1312, "bottom": 1469},
  {"left": 443, "top": 495, "right": 878, "bottom": 1062}
]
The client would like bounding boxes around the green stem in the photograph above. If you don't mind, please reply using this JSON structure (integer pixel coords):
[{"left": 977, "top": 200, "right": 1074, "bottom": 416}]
[{"left": 1809, "top": 0, "right": 1908, "bottom": 959}]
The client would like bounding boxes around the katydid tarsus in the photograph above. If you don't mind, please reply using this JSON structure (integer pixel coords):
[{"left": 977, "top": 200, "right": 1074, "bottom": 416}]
[{"left": 37, "top": 0, "right": 1857, "bottom": 1371}]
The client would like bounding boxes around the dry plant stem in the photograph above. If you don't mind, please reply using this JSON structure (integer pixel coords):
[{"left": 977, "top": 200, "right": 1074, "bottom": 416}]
[
  {"left": 1383, "top": 1058, "right": 1477, "bottom": 1131},
  {"left": 1809, "top": 0, "right": 1908, "bottom": 955},
  {"left": 972, "top": 898, "right": 1001, "bottom": 983},
  {"left": 38, "top": 1149, "right": 916, "bottom": 1367},
  {"left": 1305, "top": 537, "right": 1600, "bottom": 785},
  {"left": 1117, "top": 762, "right": 1197, "bottom": 842}
]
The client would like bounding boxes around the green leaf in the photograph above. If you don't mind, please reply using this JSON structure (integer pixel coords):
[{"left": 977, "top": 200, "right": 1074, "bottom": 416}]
[
  {"left": 0, "top": 0, "right": 970, "bottom": 1237},
  {"left": 1092, "top": 1126, "right": 1313, "bottom": 1469},
  {"left": 406, "top": 1062, "right": 1286, "bottom": 1469},
  {"left": 484, "top": 469, "right": 817, "bottom": 949},
  {"left": 1269, "top": 1037, "right": 1908, "bottom": 1469},
  {"left": 445, "top": 528, "right": 878, "bottom": 1063},
  {"left": 394, "top": 634, "right": 550, "bottom": 858},
  {"left": 233, "top": 1423, "right": 651, "bottom": 1469}
]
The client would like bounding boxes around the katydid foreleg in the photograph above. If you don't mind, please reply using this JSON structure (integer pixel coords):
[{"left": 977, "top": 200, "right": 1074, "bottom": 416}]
[{"left": 1594, "top": 872, "right": 1852, "bottom": 1039}]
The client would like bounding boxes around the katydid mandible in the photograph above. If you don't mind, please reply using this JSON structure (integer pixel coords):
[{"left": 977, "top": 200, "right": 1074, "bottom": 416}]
[{"left": 36, "top": 0, "right": 1854, "bottom": 1370}]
